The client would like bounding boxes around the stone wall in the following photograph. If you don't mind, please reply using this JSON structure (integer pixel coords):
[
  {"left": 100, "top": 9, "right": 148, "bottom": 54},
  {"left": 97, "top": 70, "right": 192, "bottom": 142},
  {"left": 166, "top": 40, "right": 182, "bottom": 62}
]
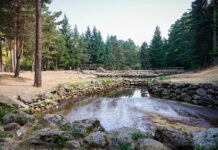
[{"left": 148, "top": 81, "right": 218, "bottom": 109}]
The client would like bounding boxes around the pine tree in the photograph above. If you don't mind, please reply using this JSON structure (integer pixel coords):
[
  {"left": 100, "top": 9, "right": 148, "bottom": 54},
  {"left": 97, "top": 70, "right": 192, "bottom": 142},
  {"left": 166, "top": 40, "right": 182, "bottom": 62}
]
[
  {"left": 140, "top": 42, "right": 150, "bottom": 69},
  {"left": 149, "top": 26, "right": 165, "bottom": 68}
]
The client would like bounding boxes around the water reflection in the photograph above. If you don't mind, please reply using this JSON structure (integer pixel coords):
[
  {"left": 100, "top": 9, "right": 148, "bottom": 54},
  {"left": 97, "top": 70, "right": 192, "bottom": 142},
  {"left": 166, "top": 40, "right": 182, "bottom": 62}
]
[{"left": 55, "top": 88, "right": 218, "bottom": 132}]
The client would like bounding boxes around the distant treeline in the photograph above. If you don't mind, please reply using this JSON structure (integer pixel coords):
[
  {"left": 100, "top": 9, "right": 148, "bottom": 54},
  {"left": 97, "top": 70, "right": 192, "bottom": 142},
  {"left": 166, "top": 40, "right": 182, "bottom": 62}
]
[{"left": 0, "top": 0, "right": 217, "bottom": 71}]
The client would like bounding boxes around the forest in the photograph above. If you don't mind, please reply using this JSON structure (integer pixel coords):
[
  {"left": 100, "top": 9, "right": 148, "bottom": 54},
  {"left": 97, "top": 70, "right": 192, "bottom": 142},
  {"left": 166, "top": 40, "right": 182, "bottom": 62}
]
[{"left": 0, "top": 0, "right": 217, "bottom": 74}]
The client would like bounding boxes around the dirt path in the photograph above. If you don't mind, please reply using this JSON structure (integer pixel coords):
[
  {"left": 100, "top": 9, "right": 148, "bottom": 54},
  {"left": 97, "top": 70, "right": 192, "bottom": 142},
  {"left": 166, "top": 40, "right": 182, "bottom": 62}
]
[{"left": 0, "top": 71, "right": 96, "bottom": 96}]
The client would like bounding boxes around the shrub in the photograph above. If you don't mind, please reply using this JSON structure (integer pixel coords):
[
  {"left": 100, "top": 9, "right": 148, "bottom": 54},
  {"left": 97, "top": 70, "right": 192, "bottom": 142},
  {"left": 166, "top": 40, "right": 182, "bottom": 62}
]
[
  {"left": 58, "top": 135, "right": 69, "bottom": 149},
  {"left": 158, "top": 76, "right": 166, "bottom": 81},
  {"left": 59, "top": 125, "right": 87, "bottom": 138},
  {"left": 131, "top": 131, "right": 149, "bottom": 140},
  {"left": 148, "top": 80, "right": 153, "bottom": 86},
  {"left": 101, "top": 79, "right": 115, "bottom": 86},
  {"left": 0, "top": 105, "right": 17, "bottom": 124},
  {"left": 120, "top": 144, "right": 133, "bottom": 150},
  {"left": 196, "top": 144, "right": 206, "bottom": 150}
]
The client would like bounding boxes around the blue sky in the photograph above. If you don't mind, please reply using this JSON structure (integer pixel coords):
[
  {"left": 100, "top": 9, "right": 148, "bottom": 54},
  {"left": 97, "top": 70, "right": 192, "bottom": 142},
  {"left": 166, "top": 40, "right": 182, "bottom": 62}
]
[{"left": 49, "top": 0, "right": 193, "bottom": 46}]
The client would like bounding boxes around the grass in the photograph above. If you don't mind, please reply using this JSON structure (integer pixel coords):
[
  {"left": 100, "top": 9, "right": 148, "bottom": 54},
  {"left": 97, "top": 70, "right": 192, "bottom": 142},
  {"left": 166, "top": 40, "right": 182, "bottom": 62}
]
[
  {"left": 148, "top": 80, "right": 153, "bottom": 86},
  {"left": 196, "top": 144, "right": 206, "bottom": 150},
  {"left": 32, "top": 126, "right": 41, "bottom": 131},
  {"left": 158, "top": 76, "right": 166, "bottom": 81},
  {"left": 0, "top": 105, "right": 18, "bottom": 124},
  {"left": 131, "top": 131, "right": 149, "bottom": 140},
  {"left": 101, "top": 79, "right": 115, "bottom": 86},
  {"left": 58, "top": 135, "right": 69, "bottom": 149},
  {"left": 120, "top": 144, "right": 133, "bottom": 150},
  {"left": 59, "top": 125, "right": 87, "bottom": 138}
]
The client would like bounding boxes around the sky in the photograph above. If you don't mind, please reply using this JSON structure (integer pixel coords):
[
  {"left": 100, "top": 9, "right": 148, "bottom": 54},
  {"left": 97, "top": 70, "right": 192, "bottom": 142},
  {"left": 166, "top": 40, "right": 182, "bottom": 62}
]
[{"left": 49, "top": 0, "right": 193, "bottom": 46}]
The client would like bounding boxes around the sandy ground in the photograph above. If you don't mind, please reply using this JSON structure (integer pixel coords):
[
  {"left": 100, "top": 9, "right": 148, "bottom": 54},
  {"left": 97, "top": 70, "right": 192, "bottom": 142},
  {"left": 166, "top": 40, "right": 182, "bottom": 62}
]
[
  {"left": 168, "top": 66, "right": 218, "bottom": 86},
  {"left": 0, "top": 71, "right": 97, "bottom": 96}
]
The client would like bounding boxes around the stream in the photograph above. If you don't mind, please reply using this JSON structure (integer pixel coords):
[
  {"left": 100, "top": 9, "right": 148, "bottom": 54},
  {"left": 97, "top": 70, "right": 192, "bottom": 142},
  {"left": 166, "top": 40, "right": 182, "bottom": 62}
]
[{"left": 51, "top": 88, "right": 218, "bottom": 132}]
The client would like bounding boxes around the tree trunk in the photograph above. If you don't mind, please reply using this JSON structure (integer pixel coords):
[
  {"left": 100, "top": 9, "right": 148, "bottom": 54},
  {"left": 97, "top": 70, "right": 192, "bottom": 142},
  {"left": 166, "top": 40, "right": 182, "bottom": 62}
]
[
  {"left": 10, "top": 40, "right": 14, "bottom": 72},
  {"left": 31, "top": 52, "right": 34, "bottom": 72},
  {"left": 213, "top": 0, "right": 217, "bottom": 66},
  {"left": 0, "top": 41, "right": 2, "bottom": 72},
  {"left": 15, "top": 0, "right": 21, "bottom": 77},
  {"left": 34, "top": 0, "right": 42, "bottom": 87},
  {"left": 55, "top": 58, "right": 58, "bottom": 70},
  {"left": 13, "top": 39, "right": 16, "bottom": 72}
]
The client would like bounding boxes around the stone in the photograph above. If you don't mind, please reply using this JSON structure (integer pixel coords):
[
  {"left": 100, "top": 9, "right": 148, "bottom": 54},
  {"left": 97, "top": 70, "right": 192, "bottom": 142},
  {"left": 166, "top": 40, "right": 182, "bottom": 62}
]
[
  {"left": 192, "top": 94, "right": 201, "bottom": 100},
  {"left": 184, "top": 96, "right": 192, "bottom": 102},
  {"left": 138, "top": 138, "right": 168, "bottom": 150},
  {"left": 71, "top": 119, "right": 105, "bottom": 134},
  {"left": 38, "top": 114, "right": 69, "bottom": 128},
  {"left": 27, "top": 131, "right": 72, "bottom": 146},
  {"left": 16, "top": 127, "right": 27, "bottom": 137},
  {"left": 84, "top": 131, "right": 107, "bottom": 148},
  {"left": 2, "top": 110, "right": 35, "bottom": 125},
  {"left": 196, "top": 88, "right": 207, "bottom": 96},
  {"left": 97, "top": 67, "right": 106, "bottom": 73},
  {"left": 0, "top": 127, "right": 4, "bottom": 132},
  {"left": 107, "top": 128, "right": 134, "bottom": 150},
  {"left": 155, "top": 127, "right": 192, "bottom": 150},
  {"left": 45, "top": 92, "right": 53, "bottom": 99},
  {"left": 4, "top": 122, "right": 20, "bottom": 131},
  {"left": 66, "top": 140, "right": 80, "bottom": 149},
  {"left": 19, "top": 94, "right": 34, "bottom": 104},
  {"left": 192, "top": 128, "right": 218, "bottom": 150}
]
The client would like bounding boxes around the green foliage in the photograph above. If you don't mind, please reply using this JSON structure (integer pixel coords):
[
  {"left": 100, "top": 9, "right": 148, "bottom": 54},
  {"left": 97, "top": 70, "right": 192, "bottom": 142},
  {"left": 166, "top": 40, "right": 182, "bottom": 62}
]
[
  {"left": 101, "top": 79, "right": 115, "bottom": 85},
  {"left": 32, "top": 126, "right": 41, "bottom": 131},
  {"left": 148, "top": 80, "right": 153, "bottom": 86},
  {"left": 120, "top": 144, "right": 133, "bottom": 150},
  {"left": 196, "top": 144, "right": 206, "bottom": 150},
  {"left": 57, "top": 135, "right": 69, "bottom": 149},
  {"left": 0, "top": 132, "right": 13, "bottom": 138},
  {"left": 131, "top": 131, "right": 149, "bottom": 140},
  {"left": 158, "top": 76, "right": 166, "bottom": 81},
  {"left": 59, "top": 125, "right": 87, "bottom": 138},
  {"left": 20, "top": 58, "right": 32, "bottom": 71},
  {"left": 0, "top": 105, "right": 17, "bottom": 124}
]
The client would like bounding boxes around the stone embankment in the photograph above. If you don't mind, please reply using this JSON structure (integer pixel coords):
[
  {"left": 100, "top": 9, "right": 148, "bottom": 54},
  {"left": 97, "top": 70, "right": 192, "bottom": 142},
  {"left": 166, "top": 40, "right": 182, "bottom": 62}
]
[
  {"left": 148, "top": 80, "right": 218, "bottom": 109},
  {"left": 1, "top": 112, "right": 217, "bottom": 150},
  {"left": 95, "top": 69, "right": 184, "bottom": 78}
]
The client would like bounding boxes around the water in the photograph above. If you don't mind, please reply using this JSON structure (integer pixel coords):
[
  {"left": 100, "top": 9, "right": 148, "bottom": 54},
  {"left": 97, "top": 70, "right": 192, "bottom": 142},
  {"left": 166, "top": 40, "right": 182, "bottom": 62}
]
[{"left": 52, "top": 88, "right": 218, "bottom": 132}]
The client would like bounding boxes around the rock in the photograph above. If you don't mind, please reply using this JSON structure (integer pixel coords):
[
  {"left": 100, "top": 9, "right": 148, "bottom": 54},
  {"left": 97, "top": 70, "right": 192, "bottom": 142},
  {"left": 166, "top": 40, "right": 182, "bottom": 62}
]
[
  {"left": 97, "top": 67, "right": 106, "bottom": 73},
  {"left": 155, "top": 127, "right": 192, "bottom": 150},
  {"left": 38, "top": 114, "right": 69, "bottom": 128},
  {"left": 45, "top": 92, "right": 53, "bottom": 99},
  {"left": 137, "top": 138, "right": 168, "bottom": 150},
  {"left": 4, "top": 122, "right": 20, "bottom": 131},
  {"left": 84, "top": 131, "right": 107, "bottom": 148},
  {"left": 27, "top": 131, "right": 72, "bottom": 146},
  {"left": 16, "top": 127, "right": 27, "bottom": 137},
  {"left": 2, "top": 110, "right": 35, "bottom": 125},
  {"left": 0, "top": 92, "right": 28, "bottom": 109},
  {"left": 66, "top": 140, "right": 80, "bottom": 149},
  {"left": 107, "top": 127, "right": 143, "bottom": 150},
  {"left": 19, "top": 94, "right": 34, "bottom": 104},
  {"left": 192, "top": 128, "right": 218, "bottom": 150},
  {"left": 192, "top": 94, "right": 201, "bottom": 100},
  {"left": 0, "top": 127, "right": 4, "bottom": 132},
  {"left": 71, "top": 119, "right": 105, "bottom": 134},
  {"left": 196, "top": 88, "right": 207, "bottom": 96}
]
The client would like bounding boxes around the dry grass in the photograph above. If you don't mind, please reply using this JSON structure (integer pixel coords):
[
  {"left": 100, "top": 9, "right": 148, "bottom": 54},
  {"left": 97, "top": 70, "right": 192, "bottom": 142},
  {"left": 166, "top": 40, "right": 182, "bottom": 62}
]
[
  {"left": 0, "top": 71, "right": 96, "bottom": 96},
  {"left": 168, "top": 66, "right": 218, "bottom": 86}
]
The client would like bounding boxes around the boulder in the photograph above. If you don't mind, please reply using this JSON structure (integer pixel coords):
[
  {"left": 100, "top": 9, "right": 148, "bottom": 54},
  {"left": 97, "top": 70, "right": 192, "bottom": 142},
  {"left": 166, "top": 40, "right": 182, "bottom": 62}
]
[
  {"left": 192, "top": 128, "right": 218, "bottom": 150},
  {"left": 38, "top": 114, "right": 69, "bottom": 128},
  {"left": 196, "top": 88, "right": 207, "bottom": 96},
  {"left": 2, "top": 110, "right": 35, "bottom": 125},
  {"left": 16, "top": 127, "right": 27, "bottom": 137},
  {"left": 0, "top": 127, "right": 4, "bottom": 132},
  {"left": 84, "top": 131, "right": 107, "bottom": 148},
  {"left": 107, "top": 127, "right": 143, "bottom": 150},
  {"left": 66, "top": 140, "right": 80, "bottom": 149},
  {"left": 155, "top": 127, "right": 192, "bottom": 150},
  {"left": 19, "top": 94, "right": 34, "bottom": 104},
  {"left": 27, "top": 131, "right": 72, "bottom": 146},
  {"left": 4, "top": 122, "right": 20, "bottom": 131},
  {"left": 137, "top": 138, "right": 169, "bottom": 150},
  {"left": 71, "top": 119, "right": 105, "bottom": 134}
]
